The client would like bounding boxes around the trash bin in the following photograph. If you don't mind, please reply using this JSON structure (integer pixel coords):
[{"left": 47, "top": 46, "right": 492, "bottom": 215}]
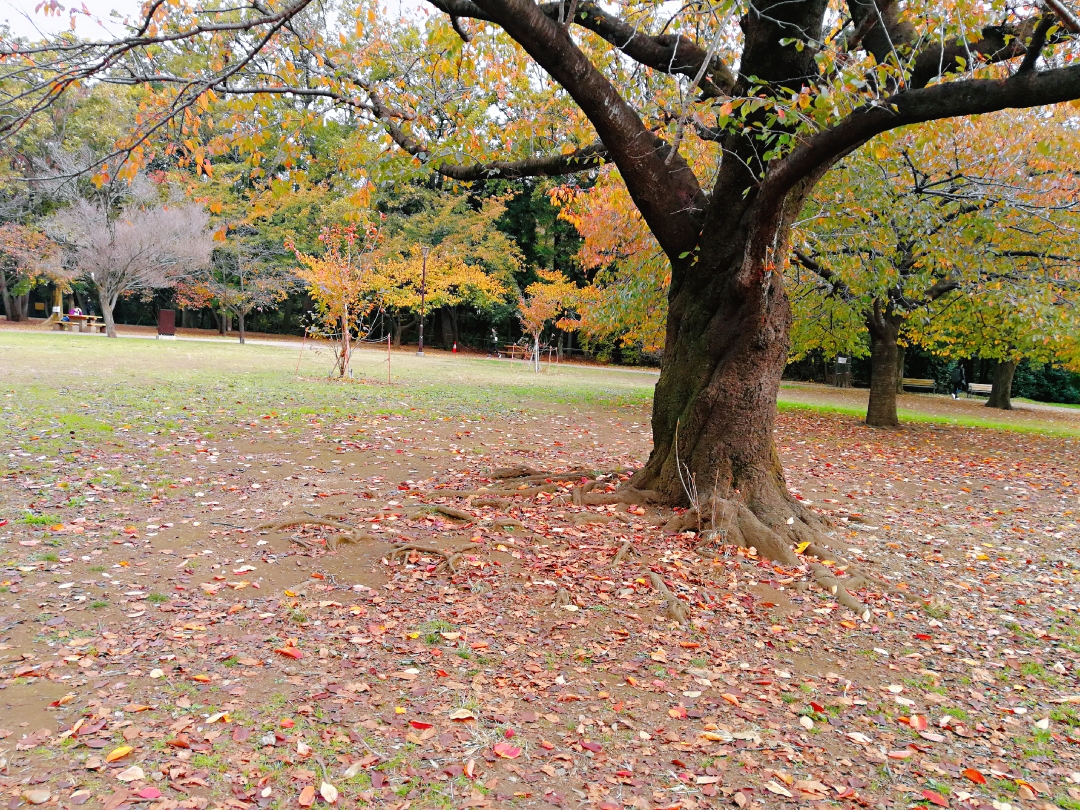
[{"left": 157, "top": 309, "right": 176, "bottom": 340}]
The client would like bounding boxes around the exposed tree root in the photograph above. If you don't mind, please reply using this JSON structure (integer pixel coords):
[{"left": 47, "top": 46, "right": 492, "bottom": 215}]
[
  {"left": 655, "top": 490, "right": 903, "bottom": 619},
  {"left": 472, "top": 497, "right": 511, "bottom": 509},
  {"left": 583, "top": 486, "right": 661, "bottom": 506},
  {"left": 559, "top": 485, "right": 660, "bottom": 507},
  {"left": 254, "top": 517, "right": 378, "bottom": 551},
  {"left": 491, "top": 465, "right": 541, "bottom": 479},
  {"left": 508, "top": 471, "right": 599, "bottom": 484},
  {"left": 610, "top": 541, "right": 640, "bottom": 566},
  {"left": 491, "top": 517, "right": 524, "bottom": 531},
  {"left": 387, "top": 543, "right": 481, "bottom": 573},
  {"left": 430, "top": 505, "right": 473, "bottom": 522},
  {"left": 647, "top": 572, "right": 691, "bottom": 624},
  {"left": 809, "top": 563, "right": 871, "bottom": 621}
]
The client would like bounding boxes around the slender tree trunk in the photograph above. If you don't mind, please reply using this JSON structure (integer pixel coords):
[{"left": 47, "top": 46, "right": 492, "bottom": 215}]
[
  {"left": 439, "top": 307, "right": 453, "bottom": 348},
  {"left": 865, "top": 301, "right": 903, "bottom": 428},
  {"left": 895, "top": 344, "right": 906, "bottom": 394},
  {"left": 986, "top": 360, "right": 1017, "bottom": 410},
  {"left": 340, "top": 307, "right": 351, "bottom": 377},
  {"left": 391, "top": 316, "right": 403, "bottom": 348},
  {"left": 238, "top": 311, "right": 246, "bottom": 344},
  {"left": 282, "top": 295, "right": 294, "bottom": 331},
  {"left": 449, "top": 306, "right": 460, "bottom": 346}
]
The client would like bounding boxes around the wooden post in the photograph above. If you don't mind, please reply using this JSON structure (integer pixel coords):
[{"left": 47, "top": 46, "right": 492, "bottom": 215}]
[{"left": 295, "top": 327, "right": 308, "bottom": 378}]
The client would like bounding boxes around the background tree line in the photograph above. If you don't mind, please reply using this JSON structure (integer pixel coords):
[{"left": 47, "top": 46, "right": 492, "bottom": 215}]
[{"left": 2, "top": 75, "right": 1079, "bottom": 407}]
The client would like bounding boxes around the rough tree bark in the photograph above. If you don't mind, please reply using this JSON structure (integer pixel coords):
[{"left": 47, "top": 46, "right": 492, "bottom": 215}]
[
  {"left": 96, "top": 288, "right": 119, "bottom": 338},
  {"left": 866, "top": 300, "right": 904, "bottom": 427},
  {"left": 986, "top": 359, "right": 1018, "bottom": 409},
  {"left": 895, "top": 345, "right": 906, "bottom": 394},
  {"left": 0, "top": 273, "right": 29, "bottom": 321}
]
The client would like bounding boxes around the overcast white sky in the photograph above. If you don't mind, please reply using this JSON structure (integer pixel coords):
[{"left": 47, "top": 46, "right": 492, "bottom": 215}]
[
  {"left": 2, "top": 0, "right": 426, "bottom": 40},
  {"left": 3, "top": 0, "right": 164, "bottom": 41}
]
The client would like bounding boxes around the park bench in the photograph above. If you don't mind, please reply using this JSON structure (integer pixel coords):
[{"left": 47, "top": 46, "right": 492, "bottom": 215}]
[
  {"left": 902, "top": 378, "right": 937, "bottom": 393},
  {"left": 967, "top": 382, "right": 993, "bottom": 397}
]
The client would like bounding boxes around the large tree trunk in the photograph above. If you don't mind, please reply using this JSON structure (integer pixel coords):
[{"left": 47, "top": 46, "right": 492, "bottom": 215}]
[
  {"left": 12, "top": 293, "right": 28, "bottom": 321},
  {"left": 865, "top": 301, "right": 903, "bottom": 428},
  {"left": 895, "top": 344, "right": 906, "bottom": 394},
  {"left": 630, "top": 224, "right": 801, "bottom": 535},
  {"left": 0, "top": 273, "right": 29, "bottom": 322},
  {"left": 98, "top": 289, "right": 118, "bottom": 338},
  {"left": 986, "top": 360, "right": 1017, "bottom": 410}
]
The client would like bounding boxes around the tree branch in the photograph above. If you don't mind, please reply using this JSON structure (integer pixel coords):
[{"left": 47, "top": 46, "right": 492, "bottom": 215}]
[
  {"left": 792, "top": 248, "right": 853, "bottom": 300},
  {"left": 427, "top": 0, "right": 705, "bottom": 260},
  {"left": 425, "top": 0, "right": 736, "bottom": 96},
  {"left": 435, "top": 144, "right": 609, "bottom": 180},
  {"left": 1019, "top": 14, "right": 1058, "bottom": 73},
  {"left": 765, "top": 64, "right": 1080, "bottom": 214}
]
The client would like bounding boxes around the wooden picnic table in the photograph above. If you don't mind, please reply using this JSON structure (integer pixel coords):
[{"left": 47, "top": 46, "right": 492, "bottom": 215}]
[
  {"left": 504, "top": 343, "right": 529, "bottom": 359},
  {"left": 54, "top": 314, "right": 103, "bottom": 333}
]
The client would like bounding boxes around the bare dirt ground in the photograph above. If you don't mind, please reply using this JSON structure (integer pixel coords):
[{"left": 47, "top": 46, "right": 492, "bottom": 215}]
[{"left": 1, "top": 332, "right": 1079, "bottom": 810}]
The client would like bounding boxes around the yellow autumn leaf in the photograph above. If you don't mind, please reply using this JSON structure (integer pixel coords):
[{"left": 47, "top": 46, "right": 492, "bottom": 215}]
[{"left": 105, "top": 745, "right": 133, "bottom": 763}]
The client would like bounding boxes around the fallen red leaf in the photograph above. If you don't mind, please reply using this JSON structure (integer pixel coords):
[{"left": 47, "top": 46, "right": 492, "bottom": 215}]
[
  {"left": 962, "top": 768, "right": 987, "bottom": 785},
  {"left": 274, "top": 647, "right": 303, "bottom": 659},
  {"left": 493, "top": 742, "right": 521, "bottom": 759},
  {"left": 921, "top": 790, "right": 948, "bottom": 807}
]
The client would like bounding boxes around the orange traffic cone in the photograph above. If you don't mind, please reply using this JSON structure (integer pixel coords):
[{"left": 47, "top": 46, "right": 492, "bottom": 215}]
[{"left": 453, "top": 342, "right": 458, "bottom": 353}]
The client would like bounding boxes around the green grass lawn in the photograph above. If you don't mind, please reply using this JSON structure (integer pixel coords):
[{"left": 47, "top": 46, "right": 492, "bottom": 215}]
[{"left": 3, "top": 331, "right": 1078, "bottom": 442}]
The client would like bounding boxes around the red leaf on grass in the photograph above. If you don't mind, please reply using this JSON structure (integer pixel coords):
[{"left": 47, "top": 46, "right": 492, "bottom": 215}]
[
  {"left": 921, "top": 790, "right": 948, "bottom": 807},
  {"left": 962, "top": 768, "right": 987, "bottom": 785}
]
